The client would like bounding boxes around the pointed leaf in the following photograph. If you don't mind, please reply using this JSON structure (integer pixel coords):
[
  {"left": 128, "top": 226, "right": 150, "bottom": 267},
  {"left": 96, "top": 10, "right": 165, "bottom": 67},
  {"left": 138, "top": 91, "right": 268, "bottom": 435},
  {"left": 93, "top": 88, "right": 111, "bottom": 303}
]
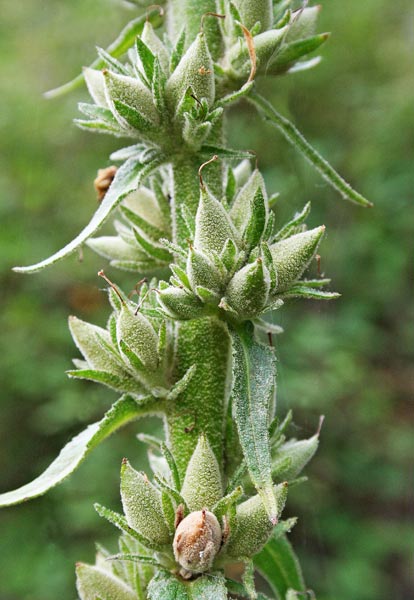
[
  {"left": 0, "top": 396, "right": 149, "bottom": 506},
  {"left": 14, "top": 157, "right": 156, "bottom": 273},
  {"left": 249, "top": 93, "right": 373, "bottom": 207},
  {"left": 231, "top": 323, "right": 277, "bottom": 522},
  {"left": 254, "top": 534, "right": 305, "bottom": 598}
]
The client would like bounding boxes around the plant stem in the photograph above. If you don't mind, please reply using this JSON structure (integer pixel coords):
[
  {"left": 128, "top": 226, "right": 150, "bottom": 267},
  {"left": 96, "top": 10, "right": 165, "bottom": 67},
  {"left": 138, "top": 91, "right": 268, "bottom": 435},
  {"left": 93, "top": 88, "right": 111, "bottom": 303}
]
[
  {"left": 165, "top": 317, "right": 232, "bottom": 478},
  {"left": 249, "top": 92, "right": 373, "bottom": 208}
]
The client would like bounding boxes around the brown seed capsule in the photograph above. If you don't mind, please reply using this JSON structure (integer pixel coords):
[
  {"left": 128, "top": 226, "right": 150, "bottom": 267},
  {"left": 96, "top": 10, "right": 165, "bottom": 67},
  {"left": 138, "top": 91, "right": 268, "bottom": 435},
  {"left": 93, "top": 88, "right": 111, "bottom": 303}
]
[
  {"left": 94, "top": 166, "right": 117, "bottom": 202},
  {"left": 173, "top": 509, "right": 221, "bottom": 578}
]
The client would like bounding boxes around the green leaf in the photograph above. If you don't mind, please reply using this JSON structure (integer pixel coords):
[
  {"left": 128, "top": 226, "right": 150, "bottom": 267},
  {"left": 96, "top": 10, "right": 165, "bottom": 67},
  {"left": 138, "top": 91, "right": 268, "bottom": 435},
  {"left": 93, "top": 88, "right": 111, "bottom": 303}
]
[
  {"left": 249, "top": 93, "right": 373, "bottom": 207},
  {"left": 67, "top": 368, "right": 142, "bottom": 394},
  {"left": 0, "top": 396, "right": 148, "bottom": 506},
  {"left": 201, "top": 145, "right": 255, "bottom": 160},
  {"left": 148, "top": 570, "right": 228, "bottom": 600},
  {"left": 148, "top": 571, "right": 188, "bottom": 600},
  {"left": 96, "top": 46, "right": 130, "bottom": 75},
  {"left": 216, "top": 81, "right": 254, "bottom": 107},
  {"left": 107, "top": 553, "right": 163, "bottom": 567},
  {"left": 282, "top": 286, "right": 340, "bottom": 300},
  {"left": 231, "top": 323, "right": 277, "bottom": 522},
  {"left": 135, "top": 37, "right": 155, "bottom": 83},
  {"left": 14, "top": 157, "right": 159, "bottom": 273},
  {"left": 272, "top": 34, "right": 329, "bottom": 72},
  {"left": 113, "top": 100, "right": 156, "bottom": 132},
  {"left": 45, "top": 10, "right": 164, "bottom": 98},
  {"left": 94, "top": 503, "right": 164, "bottom": 552},
  {"left": 254, "top": 534, "right": 305, "bottom": 599},
  {"left": 76, "top": 563, "right": 136, "bottom": 600}
]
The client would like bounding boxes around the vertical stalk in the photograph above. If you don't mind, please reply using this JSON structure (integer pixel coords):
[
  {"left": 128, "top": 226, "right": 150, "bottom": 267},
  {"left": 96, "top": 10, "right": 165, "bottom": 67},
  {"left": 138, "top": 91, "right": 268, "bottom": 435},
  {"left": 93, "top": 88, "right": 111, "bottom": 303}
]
[{"left": 165, "top": 317, "right": 232, "bottom": 478}]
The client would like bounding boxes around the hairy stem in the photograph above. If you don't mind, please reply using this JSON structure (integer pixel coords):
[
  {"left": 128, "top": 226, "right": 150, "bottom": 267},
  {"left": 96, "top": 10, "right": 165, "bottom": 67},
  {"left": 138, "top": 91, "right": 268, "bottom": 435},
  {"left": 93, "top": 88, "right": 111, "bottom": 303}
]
[{"left": 165, "top": 317, "right": 232, "bottom": 478}]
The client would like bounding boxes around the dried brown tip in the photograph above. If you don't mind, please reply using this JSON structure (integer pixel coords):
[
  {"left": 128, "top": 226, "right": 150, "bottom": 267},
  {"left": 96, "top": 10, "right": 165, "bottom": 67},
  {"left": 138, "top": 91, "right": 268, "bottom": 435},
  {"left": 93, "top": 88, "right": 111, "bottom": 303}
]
[
  {"left": 146, "top": 4, "right": 164, "bottom": 21},
  {"left": 98, "top": 270, "right": 125, "bottom": 305},
  {"left": 238, "top": 22, "right": 256, "bottom": 83},
  {"left": 200, "top": 12, "right": 225, "bottom": 32},
  {"left": 94, "top": 166, "right": 117, "bottom": 202},
  {"left": 198, "top": 155, "right": 219, "bottom": 188}
]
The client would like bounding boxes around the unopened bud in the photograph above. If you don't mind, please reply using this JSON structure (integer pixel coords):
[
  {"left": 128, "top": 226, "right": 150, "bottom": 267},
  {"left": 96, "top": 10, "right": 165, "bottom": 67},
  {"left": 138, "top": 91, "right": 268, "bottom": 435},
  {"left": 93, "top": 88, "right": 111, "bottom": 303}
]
[{"left": 173, "top": 509, "right": 221, "bottom": 575}]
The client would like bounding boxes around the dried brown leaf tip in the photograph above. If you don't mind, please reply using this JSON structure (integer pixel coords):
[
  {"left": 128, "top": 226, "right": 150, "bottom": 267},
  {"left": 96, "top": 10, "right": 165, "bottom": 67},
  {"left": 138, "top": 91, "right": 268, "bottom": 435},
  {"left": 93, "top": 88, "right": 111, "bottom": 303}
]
[{"left": 94, "top": 166, "right": 118, "bottom": 202}]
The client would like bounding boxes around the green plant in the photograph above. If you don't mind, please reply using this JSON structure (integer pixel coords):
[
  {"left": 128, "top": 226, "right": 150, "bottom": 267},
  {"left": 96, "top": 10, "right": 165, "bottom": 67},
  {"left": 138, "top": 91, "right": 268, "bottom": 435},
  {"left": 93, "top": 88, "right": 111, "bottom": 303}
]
[{"left": 1, "top": 1, "right": 371, "bottom": 598}]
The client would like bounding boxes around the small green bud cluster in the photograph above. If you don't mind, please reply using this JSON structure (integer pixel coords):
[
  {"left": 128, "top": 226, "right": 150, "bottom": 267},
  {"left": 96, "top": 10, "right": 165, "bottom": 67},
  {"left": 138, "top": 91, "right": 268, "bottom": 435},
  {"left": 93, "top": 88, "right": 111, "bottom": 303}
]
[
  {"left": 157, "top": 165, "right": 334, "bottom": 323},
  {"left": 76, "top": 3, "right": 327, "bottom": 154},
  {"left": 75, "top": 424, "right": 319, "bottom": 597},
  {"left": 77, "top": 23, "right": 222, "bottom": 154},
  {"left": 68, "top": 279, "right": 195, "bottom": 401},
  {"left": 218, "top": 1, "right": 328, "bottom": 88}
]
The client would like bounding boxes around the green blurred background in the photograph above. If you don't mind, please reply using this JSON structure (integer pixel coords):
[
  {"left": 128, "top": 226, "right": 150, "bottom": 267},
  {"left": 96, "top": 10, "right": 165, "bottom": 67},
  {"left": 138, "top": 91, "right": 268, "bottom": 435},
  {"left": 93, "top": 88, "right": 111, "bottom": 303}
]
[{"left": 1, "top": 1, "right": 413, "bottom": 598}]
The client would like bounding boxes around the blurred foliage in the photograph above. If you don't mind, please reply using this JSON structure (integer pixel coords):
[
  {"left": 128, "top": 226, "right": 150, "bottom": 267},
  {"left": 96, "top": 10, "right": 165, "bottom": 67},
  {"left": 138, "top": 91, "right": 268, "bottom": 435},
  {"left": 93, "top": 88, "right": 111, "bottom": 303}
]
[{"left": 0, "top": 0, "right": 413, "bottom": 599}]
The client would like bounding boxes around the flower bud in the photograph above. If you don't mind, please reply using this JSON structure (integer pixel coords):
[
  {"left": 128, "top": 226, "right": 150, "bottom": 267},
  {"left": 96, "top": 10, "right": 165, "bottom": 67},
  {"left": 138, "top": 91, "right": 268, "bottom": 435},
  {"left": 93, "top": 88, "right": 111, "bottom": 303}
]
[
  {"left": 116, "top": 305, "right": 159, "bottom": 370},
  {"left": 270, "top": 226, "right": 325, "bottom": 292},
  {"left": 230, "top": 169, "right": 266, "bottom": 231},
  {"left": 141, "top": 22, "right": 170, "bottom": 75},
  {"left": 187, "top": 248, "right": 222, "bottom": 299},
  {"left": 225, "top": 482, "right": 288, "bottom": 559},
  {"left": 68, "top": 316, "right": 124, "bottom": 375},
  {"left": 181, "top": 435, "right": 223, "bottom": 511},
  {"left": 233, "top": 0, "right": 273, "bottom": 31},
  {"left": 272, "top": 434, "right": 319, "bottom": 481},
  {"left": 225, "top": 258, "right": 270, "bottom": 319},
  {"left": 103, "top": 70, "right": 159, "bottom": 126},
  {"left": 173, "top": 509, "right": 222, "bottom": 575},
  {"left": 285, "top": 6, "right": 321, "bottom": 43},
  {"left": 194, "top": 188, "right": 239, "bottom": 255},
  {"left": 229, "top": 28, "right": 286, "bottom": 77},
  {"left": 167, "top": 33, "right": 215, "bottom": 110},
  {"left": 158, "top": 286, "right": 205, "bottom": 320},
  {"left": 120, "top": 459, "right": 171, "bottom": 546}
]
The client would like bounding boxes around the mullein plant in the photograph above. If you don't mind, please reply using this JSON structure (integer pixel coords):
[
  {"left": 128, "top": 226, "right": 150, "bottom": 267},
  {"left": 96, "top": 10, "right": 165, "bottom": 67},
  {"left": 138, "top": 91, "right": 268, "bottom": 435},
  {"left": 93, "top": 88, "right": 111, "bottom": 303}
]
[{"left": 1, "top": 1, "right": 372, "bottom": 598}]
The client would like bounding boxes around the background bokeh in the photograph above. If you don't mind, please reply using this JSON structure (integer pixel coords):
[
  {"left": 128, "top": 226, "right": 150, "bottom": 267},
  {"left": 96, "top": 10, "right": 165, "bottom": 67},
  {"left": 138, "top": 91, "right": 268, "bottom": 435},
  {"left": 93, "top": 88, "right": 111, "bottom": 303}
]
[{"left": 1, "top": 1, "right": 413, "bottom": 598}]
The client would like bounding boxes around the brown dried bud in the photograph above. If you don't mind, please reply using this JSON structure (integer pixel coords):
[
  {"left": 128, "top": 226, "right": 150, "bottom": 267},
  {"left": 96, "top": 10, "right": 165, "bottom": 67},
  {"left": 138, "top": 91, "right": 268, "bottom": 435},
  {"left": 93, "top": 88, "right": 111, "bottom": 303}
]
[
  {"left": 94, "top": 166, "right": 117, "bottom": 202},
  {"left": 173, "top": 509, "right": 221, "bottom": 578}
]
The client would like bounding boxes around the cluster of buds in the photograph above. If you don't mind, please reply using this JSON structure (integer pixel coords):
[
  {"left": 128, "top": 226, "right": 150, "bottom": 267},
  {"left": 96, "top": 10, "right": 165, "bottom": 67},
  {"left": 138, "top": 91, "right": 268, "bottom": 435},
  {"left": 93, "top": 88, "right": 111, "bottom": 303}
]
[
  {"left": 157, "top": 162, "right": 337, "bottom": 323},
  {"left": 76, "top": 426, "right": 320, "bottom": 598},
  {"left": 76, "top": 1, "right": 327, "bottom": 154},
  {"left": 77, "top": 421, "right": 317, "bottom": 600},
  {"left": 68, "top": 277, "right": 195, "bottom": 401},
  {"left": 76, "top": 20, "right": 223, "bottom": 153},
  {"left": 219, "top": 1, "right": 328, "bottom": 87}
]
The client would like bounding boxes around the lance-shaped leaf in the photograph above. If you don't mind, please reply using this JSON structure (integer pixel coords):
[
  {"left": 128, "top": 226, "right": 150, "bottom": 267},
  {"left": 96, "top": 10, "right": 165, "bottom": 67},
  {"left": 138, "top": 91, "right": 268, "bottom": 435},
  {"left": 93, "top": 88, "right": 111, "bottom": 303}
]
[
  {"left": 14, "top": 157, "right": 162, "bottom": 273},
  {"left": 272, "top": 433, "right": 319, "bottom": 481},
  {"left": 231, "top": 323, "right": 277, "bottom": 522},
  {"left": 254, "top": 534, "right": 306, "bottom": 599},
  {"left": 0, "top": 396, "right": 152, "bottom": 507},
  {"left": 249, "top": 92, "right": 373, "bottom": 207}
]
